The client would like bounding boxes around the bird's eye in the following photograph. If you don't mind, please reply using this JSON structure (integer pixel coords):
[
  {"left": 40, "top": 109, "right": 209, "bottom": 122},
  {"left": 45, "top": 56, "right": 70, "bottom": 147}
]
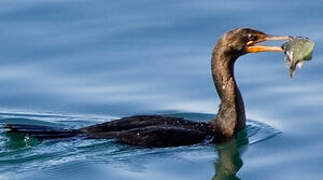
[{"left": 248, "top": 34, "right": 257, "bottom": 41}]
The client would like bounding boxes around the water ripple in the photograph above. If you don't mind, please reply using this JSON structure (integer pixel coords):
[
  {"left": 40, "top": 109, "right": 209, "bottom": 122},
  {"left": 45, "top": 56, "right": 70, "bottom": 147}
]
[{"left": 0, "top": 111, "right": 280, "bottom": 177}]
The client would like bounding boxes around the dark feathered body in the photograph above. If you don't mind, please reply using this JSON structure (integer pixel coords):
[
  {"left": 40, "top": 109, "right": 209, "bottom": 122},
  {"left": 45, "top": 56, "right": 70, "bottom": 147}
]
[
  {"left": 81, "top": 115, "right": 211, "bottom": 147},
  {"left": 5, "top": 115, "right": 211, "bottom": 147}
]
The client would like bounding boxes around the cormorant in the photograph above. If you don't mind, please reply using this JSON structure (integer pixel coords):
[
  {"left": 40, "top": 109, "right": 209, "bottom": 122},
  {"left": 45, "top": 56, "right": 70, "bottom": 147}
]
[{"left": 3, "top": 28, "right": 291, "bottom": 147}]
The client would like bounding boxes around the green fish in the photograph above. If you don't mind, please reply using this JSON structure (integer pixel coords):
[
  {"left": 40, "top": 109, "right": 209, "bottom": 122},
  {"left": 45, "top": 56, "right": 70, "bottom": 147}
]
[{"left": 282, "top": 36, "right": 314, "bottom": 78}]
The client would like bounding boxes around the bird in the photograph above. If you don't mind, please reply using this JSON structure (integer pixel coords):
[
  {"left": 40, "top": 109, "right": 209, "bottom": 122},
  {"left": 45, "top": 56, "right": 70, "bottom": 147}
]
[{"left": 3, "top": 28, "right": 291, "bottom": 147}]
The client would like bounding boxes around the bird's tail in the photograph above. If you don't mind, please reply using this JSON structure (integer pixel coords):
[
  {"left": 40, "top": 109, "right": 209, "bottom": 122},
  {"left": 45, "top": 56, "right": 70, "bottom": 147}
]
[{"left": 3, "top": 123, "right": 82, "bottom": 139}]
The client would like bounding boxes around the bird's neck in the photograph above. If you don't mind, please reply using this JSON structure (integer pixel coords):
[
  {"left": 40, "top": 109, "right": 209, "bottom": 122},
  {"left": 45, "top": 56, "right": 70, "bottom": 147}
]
[{"left": 210, "top": 44, "right": 246, "bottom": 139}]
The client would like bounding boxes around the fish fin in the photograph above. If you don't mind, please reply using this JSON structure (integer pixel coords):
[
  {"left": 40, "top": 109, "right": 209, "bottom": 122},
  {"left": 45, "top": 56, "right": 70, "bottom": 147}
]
[
  {"left": 289, "top": 71, "right": 294, "bottom": 78},
  {"left": 297, "top": 61, "right": 304, "bottom": 69},
  {"left": 289, "top": 65, "right": 296, "bottom": 79}
]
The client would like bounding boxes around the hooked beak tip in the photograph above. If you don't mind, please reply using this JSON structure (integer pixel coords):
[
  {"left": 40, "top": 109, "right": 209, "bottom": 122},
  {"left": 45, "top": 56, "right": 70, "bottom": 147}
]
[{"left": 264, "top": 35, "right": 293, "bottom": 41}]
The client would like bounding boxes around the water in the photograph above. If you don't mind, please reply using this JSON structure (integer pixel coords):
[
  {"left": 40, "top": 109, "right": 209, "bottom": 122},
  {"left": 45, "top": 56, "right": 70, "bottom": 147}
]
[{"left": 0, "top": 0, "right": 322, "bottom": 179}]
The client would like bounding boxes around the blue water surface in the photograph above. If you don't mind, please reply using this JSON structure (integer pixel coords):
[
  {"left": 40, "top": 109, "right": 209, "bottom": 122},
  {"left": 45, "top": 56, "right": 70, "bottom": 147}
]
[{"left": 0, "top": 0, "right": 323, "bottom": 179}]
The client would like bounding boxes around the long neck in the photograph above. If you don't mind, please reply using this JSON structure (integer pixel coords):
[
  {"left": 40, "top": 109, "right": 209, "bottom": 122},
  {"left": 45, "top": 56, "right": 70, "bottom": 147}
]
[{"left": 210, "top": 42, "right": 246, "bottom": 138}]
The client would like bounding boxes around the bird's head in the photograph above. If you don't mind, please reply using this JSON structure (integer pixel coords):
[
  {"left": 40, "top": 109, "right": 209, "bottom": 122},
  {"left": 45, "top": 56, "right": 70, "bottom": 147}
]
[{"left": 221, "top": 28, "right": 292, "bottom": 56}]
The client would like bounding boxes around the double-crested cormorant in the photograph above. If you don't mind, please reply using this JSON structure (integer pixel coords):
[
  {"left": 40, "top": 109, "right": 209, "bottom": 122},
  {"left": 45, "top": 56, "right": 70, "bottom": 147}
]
[{"left": 4, "top": 28, "right": 291, "bottom": 147}]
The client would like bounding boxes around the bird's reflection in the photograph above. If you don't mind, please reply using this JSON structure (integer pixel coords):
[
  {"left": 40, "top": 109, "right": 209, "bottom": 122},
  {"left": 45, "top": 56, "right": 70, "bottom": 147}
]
[{"left": 212, "top": 129, "right": 249, "bottom": 180}]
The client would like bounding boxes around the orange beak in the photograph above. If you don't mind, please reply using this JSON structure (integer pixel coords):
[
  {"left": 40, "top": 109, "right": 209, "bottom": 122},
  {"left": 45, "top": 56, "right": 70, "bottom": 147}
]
[{"left": 245, "top": 35, "right": 292, "bottom": 53}]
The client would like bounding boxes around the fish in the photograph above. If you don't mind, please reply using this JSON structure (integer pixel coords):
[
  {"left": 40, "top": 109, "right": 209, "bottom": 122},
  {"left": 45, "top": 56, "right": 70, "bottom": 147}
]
[{"left": 281, "top": 36, "right": 314, "bottom": 78}]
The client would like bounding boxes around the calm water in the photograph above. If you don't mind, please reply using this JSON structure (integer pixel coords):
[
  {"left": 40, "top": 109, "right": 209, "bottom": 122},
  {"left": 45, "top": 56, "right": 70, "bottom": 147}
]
[{"left": 0, "top": 0, "right": 322, "bottom": 179}]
